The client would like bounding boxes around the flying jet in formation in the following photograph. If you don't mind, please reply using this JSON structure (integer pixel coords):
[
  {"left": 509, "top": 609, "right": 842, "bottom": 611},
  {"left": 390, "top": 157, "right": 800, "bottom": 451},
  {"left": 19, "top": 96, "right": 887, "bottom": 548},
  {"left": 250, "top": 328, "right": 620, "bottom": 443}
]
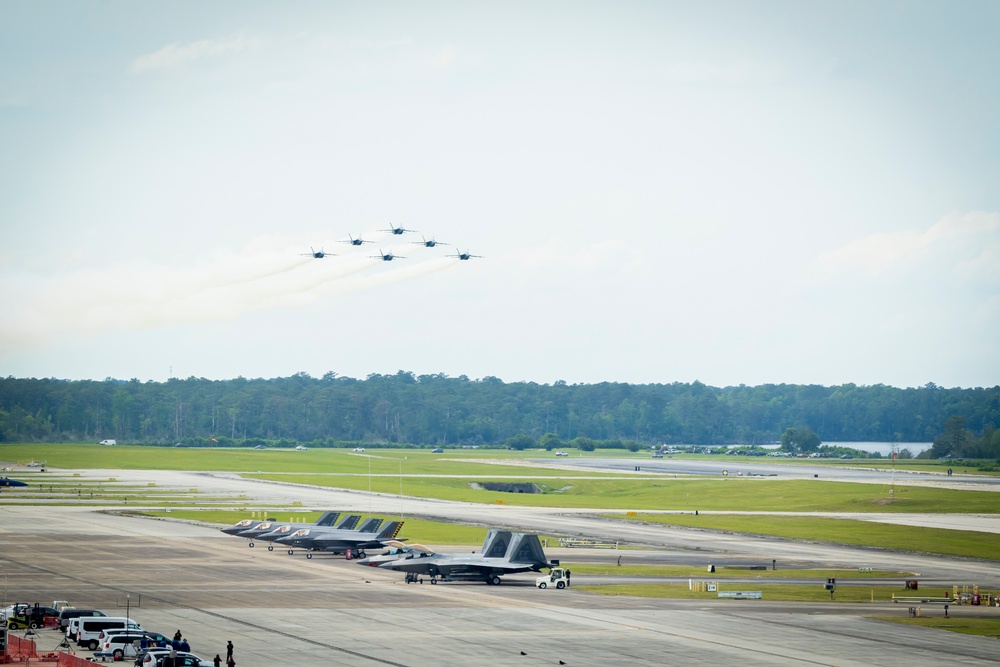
[
  {"left": 301, "top": 247, "right": 334, "bottom": 259},
  {"left": 340, "top": 235, "right": 373, "bottom": 246},
  {"left": 0, "top": 477, "right": 28, "bottom": 493},
  {"left": 411, "top": 236, "right": 447, "bottom": 248},
  {"left": 275, "top": 518, "right": 405, "bottom": 559},
  {"left": 449, "top": 249, "right": 482, "bottom": 260},
  {"left": 381, "top": 224, "right": 417, "bottom": 235},
  {"left": 371, "top": 250, "right": 404, "bottom": 262},
  {"left": 373, "top": 530, "right": 554, "bottom": 585}
]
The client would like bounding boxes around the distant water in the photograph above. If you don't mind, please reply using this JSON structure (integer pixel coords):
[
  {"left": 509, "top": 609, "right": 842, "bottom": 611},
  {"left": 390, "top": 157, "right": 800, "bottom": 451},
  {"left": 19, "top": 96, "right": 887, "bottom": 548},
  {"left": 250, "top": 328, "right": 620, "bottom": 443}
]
[
  {"left": 754, "top": 442, "right": 932, "bottom": 456},
  {"left": 824, "top": 442, "right": 932, "bottom": 456}
]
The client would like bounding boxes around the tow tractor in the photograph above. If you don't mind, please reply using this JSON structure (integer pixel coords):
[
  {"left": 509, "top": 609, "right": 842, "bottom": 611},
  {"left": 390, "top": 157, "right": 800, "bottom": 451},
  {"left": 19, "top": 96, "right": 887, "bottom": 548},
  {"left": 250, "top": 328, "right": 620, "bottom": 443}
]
[{"left": 536, "top": 567, "right": 568, "bottom": 589}]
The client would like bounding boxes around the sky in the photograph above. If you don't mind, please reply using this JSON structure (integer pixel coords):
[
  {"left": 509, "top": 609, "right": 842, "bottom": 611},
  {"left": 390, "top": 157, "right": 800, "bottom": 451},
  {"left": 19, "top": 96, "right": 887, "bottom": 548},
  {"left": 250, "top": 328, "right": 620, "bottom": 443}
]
[{"left": 1, "top": 1, "right": 998, "bottom": 389}]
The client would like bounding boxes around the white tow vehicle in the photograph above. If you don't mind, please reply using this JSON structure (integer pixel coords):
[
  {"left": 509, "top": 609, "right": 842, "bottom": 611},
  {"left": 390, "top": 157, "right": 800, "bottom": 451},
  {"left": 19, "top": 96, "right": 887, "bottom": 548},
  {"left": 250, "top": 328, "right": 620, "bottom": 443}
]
[{"left": 536, "top": 567, "right": 568, "bottom": 589}]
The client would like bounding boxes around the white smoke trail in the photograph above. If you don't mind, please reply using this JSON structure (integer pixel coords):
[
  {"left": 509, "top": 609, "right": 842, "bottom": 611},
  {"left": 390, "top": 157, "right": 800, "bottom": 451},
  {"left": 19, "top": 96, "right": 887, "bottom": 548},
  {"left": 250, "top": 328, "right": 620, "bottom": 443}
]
[{"left": 0, "top": 240, "right": 462, "bottom": 351}]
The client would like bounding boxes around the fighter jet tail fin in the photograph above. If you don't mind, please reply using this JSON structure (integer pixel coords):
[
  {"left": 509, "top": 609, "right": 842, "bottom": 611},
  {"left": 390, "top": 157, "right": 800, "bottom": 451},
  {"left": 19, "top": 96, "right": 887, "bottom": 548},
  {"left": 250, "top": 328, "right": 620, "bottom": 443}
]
[
  {"left": 377, "top": 521, "right": 404, "bottom": 539},
  {"left": 481, "top": 530, "right": 513, "bottom": 558},
  {"left": 358, "top": 517, "right": 384, "bottom": 533},
  {"left": 336, "top": 515, "right": 362, "bottom": 530},
  {"left": 314, "top": 511, "right": 341, "bottom": 527},
  {"left": 508, "top": 534, "right": 548, "bottom": 564}
]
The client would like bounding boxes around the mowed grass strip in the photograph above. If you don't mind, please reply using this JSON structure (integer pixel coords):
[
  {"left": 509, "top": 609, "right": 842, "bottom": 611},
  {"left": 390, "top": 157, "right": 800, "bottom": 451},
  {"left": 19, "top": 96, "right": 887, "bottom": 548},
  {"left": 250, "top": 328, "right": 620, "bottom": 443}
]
[
  {"left": 562, "top": 563, "right": 912, "bottom": 578},
  {"left": 250, "top": 472, "right": 1000, "bottom": 514},
  {"left": 577, "top": 583, "right": 920, "bottom": 603},
  {"left": 0, "top": 443, "right": 598, "bottom": 477},
  {"left": 608, "top": 514, "right": 1000, "bottom": 561},
  {"left": 876, "top": 617, "right": 1000, "bottom": 639}
]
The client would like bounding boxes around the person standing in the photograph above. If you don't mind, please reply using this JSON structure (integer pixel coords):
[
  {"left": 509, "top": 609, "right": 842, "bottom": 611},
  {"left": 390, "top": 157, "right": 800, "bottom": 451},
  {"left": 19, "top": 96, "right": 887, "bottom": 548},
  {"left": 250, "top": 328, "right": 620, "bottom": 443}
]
[
  {"left": 566, "top": 569, "right": 571, "bottom": 587},
  {"left": 226, "top": 640, "right": 234, "bottom": 662},
  {"left": 213, "top": 655, "right": 222, "bottom": 667}
]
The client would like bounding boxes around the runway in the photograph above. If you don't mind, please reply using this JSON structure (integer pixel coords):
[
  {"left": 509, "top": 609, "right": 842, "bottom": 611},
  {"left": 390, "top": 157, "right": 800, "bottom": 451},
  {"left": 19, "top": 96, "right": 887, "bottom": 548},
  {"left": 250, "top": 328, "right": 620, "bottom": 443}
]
[{"left": 1, "top": 470, "right": 998, "bottom": 666}]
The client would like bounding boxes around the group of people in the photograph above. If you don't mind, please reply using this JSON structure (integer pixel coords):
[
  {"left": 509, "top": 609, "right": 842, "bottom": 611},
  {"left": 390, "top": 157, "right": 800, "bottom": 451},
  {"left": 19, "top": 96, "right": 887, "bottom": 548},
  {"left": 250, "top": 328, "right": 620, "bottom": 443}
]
[
  {"left": 133, "top": 631, "right": 234, "bottom": 667},
  {"left": 213, "top": 639, "right": 236, "bottom": 667}
]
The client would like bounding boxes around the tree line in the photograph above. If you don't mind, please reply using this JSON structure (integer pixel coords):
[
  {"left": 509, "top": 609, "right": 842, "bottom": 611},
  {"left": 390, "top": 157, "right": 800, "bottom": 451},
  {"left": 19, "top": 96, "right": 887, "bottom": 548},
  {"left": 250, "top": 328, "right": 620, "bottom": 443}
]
[{"left": 0, "top": 373, "right": 997, "bottom": 454}]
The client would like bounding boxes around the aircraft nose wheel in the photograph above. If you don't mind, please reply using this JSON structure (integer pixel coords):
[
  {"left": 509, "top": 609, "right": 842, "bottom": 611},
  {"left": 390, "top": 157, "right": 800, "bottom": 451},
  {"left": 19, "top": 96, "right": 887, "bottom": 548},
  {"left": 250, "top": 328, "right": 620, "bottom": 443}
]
[
  {"left": 248, "top": 542, "right": 254, "bottom": 548},
  {"left": 267, "top": 545, "right": 273, "bottom": 551},
  {"left": 287, "top": 549, "right": 294, "bottom": 555},
  {"left": 306, "top": 553, "right": 313, "bottom": 559}
]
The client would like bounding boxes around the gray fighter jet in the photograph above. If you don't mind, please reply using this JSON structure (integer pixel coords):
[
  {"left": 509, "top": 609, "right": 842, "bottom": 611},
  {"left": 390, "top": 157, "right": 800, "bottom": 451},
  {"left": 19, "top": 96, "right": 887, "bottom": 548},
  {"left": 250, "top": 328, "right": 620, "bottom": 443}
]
[
  {"left": 354, "top": 541, "right": 434, "bottom": 567},
  {"left": 255, "top": 514, "right": 361, "bottom": 551},
  {"left": 221, "top": 511, "right": 349, "bottom": 548},
  {"left": 376, "top": 530, "right": 554, "bottom": 585},
  {"left": 275, "top": 518, "right": 405, "bottom": 559}
]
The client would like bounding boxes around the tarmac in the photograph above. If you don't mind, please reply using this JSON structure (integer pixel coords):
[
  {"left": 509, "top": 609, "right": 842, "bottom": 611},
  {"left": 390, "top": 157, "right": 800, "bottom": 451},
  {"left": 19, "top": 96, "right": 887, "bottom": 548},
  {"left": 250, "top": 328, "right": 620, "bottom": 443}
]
[{"left": 1, "top": 469, "right": 999, "bottom": 666}]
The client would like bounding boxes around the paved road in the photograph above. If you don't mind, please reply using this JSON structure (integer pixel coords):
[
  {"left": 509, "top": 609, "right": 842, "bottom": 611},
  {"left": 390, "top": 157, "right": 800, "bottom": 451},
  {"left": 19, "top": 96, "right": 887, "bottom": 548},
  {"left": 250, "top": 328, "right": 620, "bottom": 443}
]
[{"left": 1, "top": 469, "right": 998, "bottom": 667}]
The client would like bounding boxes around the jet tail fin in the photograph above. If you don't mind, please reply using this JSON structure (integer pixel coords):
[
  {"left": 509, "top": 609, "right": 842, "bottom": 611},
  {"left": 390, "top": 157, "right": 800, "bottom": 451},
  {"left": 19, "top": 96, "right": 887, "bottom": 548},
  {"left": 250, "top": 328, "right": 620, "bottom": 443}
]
[
  {"left": 336, "top": 515, "right": 361, "bottom": 530},
  {"left": 314, "top": 511, "right": 341, "bottom": 527},
  {"left": 358, "top": 517, "right": 384, "bottom": 533},
  {"left": 481, "top": 530, "right": 513, "bottom": 558},
  {"left": 508, "top": 534, "right": 549, "bottom": 564},
  {"left": 377, "top": 521, "right": 404, "bottom": 539}
]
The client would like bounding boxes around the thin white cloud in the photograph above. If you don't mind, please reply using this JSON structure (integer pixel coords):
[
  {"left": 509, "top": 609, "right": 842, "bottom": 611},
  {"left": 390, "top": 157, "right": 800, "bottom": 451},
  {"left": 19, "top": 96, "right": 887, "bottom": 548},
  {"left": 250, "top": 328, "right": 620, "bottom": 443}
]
[
  {"left": 815, "top": 211, "right": 1000, "bottom": 284},
  {"left": 428, "top": 45, "right": 460, "bottom": 68},
  {"left": 128, "top": 33, "right": 260, "bottom": 74}
]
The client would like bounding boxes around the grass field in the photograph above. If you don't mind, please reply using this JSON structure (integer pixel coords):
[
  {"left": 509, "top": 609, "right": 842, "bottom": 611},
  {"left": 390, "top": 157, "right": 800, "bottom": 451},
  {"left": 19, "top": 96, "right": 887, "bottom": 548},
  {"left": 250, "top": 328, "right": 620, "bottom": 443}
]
[
  {"left": 4, "top": 443, "right": 998, "bottom": 562},
  {"left": 606, "top": 513, "right": 1000, "bottom": 561},
  {"left": 553, "top": 563, "right": 913, "bottom": 578},
  {"left": 876, "top": 616, "right": 1000, "bottom": 638},
  {"left": 575, "top": 583, "right": 917, "bottom": 603}
]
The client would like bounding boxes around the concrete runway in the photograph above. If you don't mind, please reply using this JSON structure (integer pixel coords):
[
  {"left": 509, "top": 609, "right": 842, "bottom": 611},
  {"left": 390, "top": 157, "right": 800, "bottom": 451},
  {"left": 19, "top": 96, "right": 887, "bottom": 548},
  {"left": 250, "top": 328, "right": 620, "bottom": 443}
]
[{"left": 1, "top": 469, "right": 999, "bottom": 666}]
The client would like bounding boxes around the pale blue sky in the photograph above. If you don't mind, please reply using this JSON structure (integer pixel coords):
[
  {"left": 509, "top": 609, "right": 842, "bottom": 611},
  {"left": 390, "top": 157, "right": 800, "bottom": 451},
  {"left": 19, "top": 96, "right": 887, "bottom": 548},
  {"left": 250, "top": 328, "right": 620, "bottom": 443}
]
[{"left": 1, "top": 1, "right": 998, "bottom": 388}]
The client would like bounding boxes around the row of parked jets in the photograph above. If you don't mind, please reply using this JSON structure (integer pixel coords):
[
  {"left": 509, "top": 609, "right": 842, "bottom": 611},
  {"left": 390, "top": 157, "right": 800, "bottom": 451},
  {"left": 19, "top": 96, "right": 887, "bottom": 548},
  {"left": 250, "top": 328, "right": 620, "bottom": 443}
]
[
  {"left": 222, "top": 511, "right": 555, "bottom": 585},
  {"left": 303, "top": 225, "right": 482, "bottom": 262}
]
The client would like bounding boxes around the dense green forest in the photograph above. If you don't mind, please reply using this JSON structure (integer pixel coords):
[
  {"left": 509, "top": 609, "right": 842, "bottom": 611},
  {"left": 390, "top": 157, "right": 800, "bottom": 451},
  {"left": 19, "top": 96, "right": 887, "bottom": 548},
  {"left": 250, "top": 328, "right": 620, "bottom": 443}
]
[{"left": 1, "top": 374, "right": 998, "bottom": 454}]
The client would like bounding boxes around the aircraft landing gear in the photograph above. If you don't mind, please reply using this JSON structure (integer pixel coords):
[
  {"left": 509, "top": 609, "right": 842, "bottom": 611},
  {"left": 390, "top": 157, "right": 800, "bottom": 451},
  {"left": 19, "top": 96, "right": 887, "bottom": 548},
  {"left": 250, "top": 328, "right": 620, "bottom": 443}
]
[
  {"left": 306, "top": 553, "right": 313, "bottom": 559},
  {"left": 248, "top": 542, "right": 254, "bottom": 548},
  {"left": 287, "top": 549, "right": 294, "bottom": 555},
  {"left": 488, "top": 575, "right": 502, "bottom": 586},
  {"left": 267, "top": 545, "right": 273, "bottom": 551}
]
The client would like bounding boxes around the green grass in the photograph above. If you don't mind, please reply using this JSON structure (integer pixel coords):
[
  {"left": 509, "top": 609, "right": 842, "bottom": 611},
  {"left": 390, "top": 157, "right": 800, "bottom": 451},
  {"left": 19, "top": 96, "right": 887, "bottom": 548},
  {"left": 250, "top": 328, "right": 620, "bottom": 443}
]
[
  {"left": 576, "top": 583, "right": 904, "bottom": 602},
  {"left": 876, "top": 616, "right": 1000, "bottom": 638},
  {"left": 606, "top": 514, "right": 1000, "bottom": 561},
  {"left": 248, "top": 472, "right": 1000, "bottom": 514},
  {"left": 561, "top": 563, "right": 912, "bottom": 578}
]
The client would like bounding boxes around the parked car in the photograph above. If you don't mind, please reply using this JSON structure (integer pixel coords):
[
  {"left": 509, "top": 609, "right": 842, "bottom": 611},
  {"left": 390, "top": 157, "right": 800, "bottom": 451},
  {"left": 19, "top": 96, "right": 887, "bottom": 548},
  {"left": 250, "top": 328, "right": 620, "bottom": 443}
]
[
  {"left": 140, "top": 650, "right": 211, "bottom": 666},
  {"left": 99, "top": 630, "right": 172, "bottom": 660},
  {"left": 58, "top": 608, "right": 107, "bottom": 632}
]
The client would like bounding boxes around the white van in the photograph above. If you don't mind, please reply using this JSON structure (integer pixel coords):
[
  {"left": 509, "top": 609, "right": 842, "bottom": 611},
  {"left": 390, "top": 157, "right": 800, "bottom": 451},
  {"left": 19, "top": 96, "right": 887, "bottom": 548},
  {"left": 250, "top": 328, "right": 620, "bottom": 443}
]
[
  {"left": 76, "top": 616, "right": 141, "bottom": 650},
  {"left": 100, "top": 439, "right": 116, "bottom": 445}
]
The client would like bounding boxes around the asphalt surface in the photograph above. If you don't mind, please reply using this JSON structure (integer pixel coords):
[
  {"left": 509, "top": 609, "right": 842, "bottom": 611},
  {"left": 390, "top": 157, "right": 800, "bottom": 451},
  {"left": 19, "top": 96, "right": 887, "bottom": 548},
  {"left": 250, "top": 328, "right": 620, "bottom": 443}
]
[{"left": 1, "top": 469, "right": 999, "bottom": 666}]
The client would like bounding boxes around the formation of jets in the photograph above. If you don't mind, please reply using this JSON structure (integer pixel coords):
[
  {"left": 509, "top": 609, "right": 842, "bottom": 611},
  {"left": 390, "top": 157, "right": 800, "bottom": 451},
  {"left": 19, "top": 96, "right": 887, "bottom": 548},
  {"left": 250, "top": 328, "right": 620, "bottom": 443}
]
[
  {"left": 221, "top": 514, "right": 556, "bottom": 585},
  {"left": 302, "top": 226, "right": 481, "bottom": 262}
]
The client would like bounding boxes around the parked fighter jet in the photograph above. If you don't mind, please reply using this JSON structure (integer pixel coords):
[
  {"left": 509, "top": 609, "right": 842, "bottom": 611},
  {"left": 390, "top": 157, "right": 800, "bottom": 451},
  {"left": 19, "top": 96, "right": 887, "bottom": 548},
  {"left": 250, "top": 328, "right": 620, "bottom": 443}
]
[
  {"left": 0, "top": 477, "right": 28, "bottom": 493},
  {"left": 221, "top": 511, "right": 348, "bottom": 548},
  {"left": 256, "top": 514, "right": 361, "bottom": 551},
  {"left": 376, "top": 530, "right": 554, "bottom": 585},
  {"left": 355, "top": 541, "right": 434, "bottom": 567},
  {"left": 276, "top": 518, "right": 405, "bottom": 559}
]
